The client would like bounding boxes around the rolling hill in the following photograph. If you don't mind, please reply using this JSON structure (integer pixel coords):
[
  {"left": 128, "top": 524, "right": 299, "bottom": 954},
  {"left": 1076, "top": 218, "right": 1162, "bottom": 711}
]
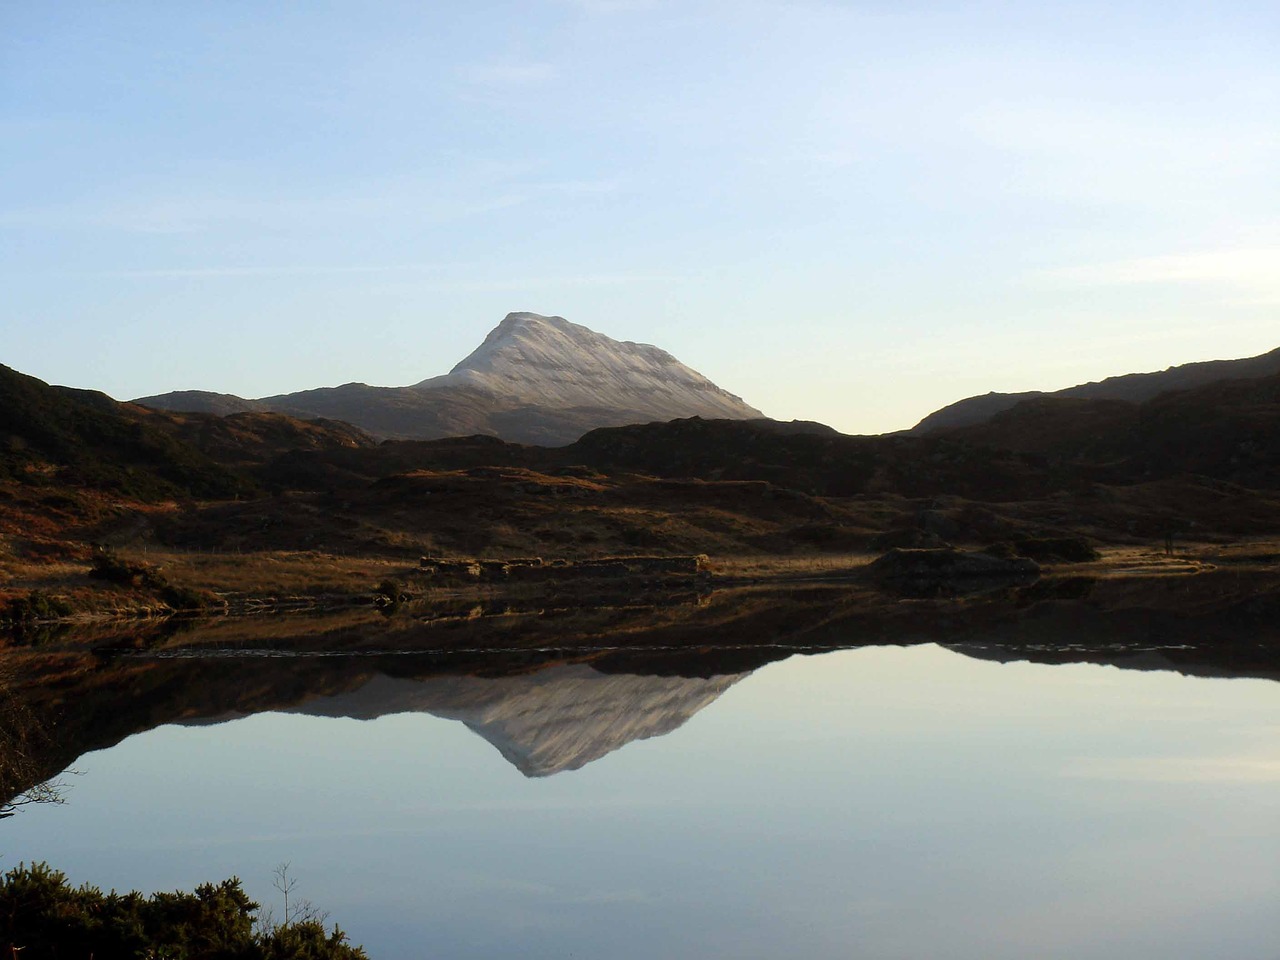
[{"left": 912, "top": 345, "right": 1280, "bottom": 434}]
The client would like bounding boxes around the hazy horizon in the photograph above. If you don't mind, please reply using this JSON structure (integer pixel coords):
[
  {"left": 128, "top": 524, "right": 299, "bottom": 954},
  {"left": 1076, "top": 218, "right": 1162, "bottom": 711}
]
[{"left": 4, "top": 1, "right": 1278, "bottom": 433}]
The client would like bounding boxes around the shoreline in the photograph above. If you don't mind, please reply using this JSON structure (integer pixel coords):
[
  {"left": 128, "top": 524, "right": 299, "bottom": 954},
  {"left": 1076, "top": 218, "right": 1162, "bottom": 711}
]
[{"left": 2, "top": 539, "right": 1276, "bottom": 639}]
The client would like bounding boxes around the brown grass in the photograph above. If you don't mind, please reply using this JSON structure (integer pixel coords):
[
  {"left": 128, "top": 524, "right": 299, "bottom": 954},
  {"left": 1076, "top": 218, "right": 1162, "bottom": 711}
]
[
  {"left": 703, "top": 551, "right": 877, "bottom": 580},
  {"left": 114, "top": 548, "right": 416, "bottom": 597}
]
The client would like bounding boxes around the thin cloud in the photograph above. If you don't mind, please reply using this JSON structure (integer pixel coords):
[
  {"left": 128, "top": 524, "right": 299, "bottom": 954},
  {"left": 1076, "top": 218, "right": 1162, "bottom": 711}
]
[
  {"left": 1035, "top": 248, "right": 1280, "bottom": 304},
  {"left": 0, "top": 175, "right": 541, "bottom": 235},
  {"left": 91, "top": 263, "right": 460, "bottom": 280}
]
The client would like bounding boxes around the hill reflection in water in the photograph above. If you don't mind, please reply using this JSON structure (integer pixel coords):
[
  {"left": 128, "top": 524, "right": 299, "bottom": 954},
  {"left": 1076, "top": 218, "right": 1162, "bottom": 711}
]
[
  {"left": 5, "top": 570, "right": 1280, "bottom": 804},
  {"left": 4, "top": 578, "right": 1280, "bottom": 959}
]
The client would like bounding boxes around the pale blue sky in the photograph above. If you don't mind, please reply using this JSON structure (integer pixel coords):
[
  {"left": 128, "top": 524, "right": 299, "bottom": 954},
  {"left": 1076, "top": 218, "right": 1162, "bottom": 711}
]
[{"left": 3, "top": 1, "right": 1277, "bottom": 433}]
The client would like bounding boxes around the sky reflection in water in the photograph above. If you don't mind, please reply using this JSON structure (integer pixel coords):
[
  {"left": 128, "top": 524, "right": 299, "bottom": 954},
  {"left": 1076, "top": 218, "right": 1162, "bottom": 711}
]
[{"left": 9, "top": 644, "right": 1280, "bottom": 959}]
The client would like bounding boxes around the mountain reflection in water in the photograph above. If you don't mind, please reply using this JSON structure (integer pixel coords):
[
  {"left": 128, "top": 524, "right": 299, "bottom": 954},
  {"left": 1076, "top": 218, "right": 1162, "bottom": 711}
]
[
  {"left": 5, "top": 572, "right": 1280, "bottom": 806},
  {"left": 289, "top": 667, "right": 747, "bottom": 777},
  {"left": 4, "top": 578, "right": 1280, "bottom": 960}
]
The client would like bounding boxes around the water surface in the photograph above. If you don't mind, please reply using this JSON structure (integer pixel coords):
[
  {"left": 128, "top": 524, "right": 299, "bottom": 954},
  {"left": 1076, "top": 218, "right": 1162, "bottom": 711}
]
[{"left": 8, "top": 643, "right": 1280, "bottom": 959}]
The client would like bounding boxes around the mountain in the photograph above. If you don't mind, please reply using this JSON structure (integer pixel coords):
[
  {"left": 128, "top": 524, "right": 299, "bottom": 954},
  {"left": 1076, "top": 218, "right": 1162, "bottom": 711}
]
[
  {"left": 291, "top": 664, "right": 748, "bottom": 777},
  {"left": 135, "top": 312, "right": 764, "bottom": 446},
  {"left": 420, "top": 312, "right": 759, "bottom": 419},
  {"left": 912, "top": 346, "right": 1280, "bottom": 434}
]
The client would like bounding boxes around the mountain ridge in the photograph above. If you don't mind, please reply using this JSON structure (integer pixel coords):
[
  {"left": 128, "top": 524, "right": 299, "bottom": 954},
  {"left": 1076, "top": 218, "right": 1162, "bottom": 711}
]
[
  {"left": 912, "top": 345, "right": 1280, "bottom": 434},
  {"left": 135, "top": 312, "right": 763, "bottom": 445}
]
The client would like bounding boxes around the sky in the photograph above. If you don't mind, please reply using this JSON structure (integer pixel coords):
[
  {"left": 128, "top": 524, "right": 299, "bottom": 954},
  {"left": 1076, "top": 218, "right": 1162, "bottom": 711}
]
[{"left": 2, "top": 0, "right": 1278, "bottom": 434}]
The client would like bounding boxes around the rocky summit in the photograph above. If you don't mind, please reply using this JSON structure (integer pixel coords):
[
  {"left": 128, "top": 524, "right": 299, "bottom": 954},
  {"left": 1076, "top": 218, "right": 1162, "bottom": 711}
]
[{"left": 134, "top": 312, "right": 763, "bottom": 445}]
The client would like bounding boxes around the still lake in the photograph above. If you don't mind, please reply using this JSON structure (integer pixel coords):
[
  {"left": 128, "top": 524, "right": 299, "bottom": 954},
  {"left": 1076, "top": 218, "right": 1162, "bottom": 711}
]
[{"left": 8, "top": 641, "right": 1280, "bottom": 959}]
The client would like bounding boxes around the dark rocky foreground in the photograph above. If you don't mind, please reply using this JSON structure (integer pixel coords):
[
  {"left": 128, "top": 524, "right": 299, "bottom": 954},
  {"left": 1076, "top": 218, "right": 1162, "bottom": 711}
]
[{"left": 7, "top": 357, "right": 1280, "bottom": 578}]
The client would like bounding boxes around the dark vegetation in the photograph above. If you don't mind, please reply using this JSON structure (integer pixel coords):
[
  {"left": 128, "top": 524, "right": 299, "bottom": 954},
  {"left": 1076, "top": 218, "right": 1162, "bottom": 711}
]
[
  {"left": 0, "top": 365, "right": 249, "bottom": 500},
  {"left": 0, "top": 862, "right": 366, "bottom": 960},
  {"left": 2, "top": 591, "right": 73, "bottom": 627},
  {"left": 87, "top": 547, "right": 212, "bottom": 611}
]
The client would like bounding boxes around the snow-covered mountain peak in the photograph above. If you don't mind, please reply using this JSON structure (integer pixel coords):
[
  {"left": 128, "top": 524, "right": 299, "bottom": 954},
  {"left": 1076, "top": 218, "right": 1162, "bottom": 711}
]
[
  {"left": 482, "top": 311, "right": 670, "bottom": 355},
  {"left": 417, "top": 311, "right": 764, "bottom": 421},
  {"left": 449, "top": 312, "right": 676, "bottom": 376}
]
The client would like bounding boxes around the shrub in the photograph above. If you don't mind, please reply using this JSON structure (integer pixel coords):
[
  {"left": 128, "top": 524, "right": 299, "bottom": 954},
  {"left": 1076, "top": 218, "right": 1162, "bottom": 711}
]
[
  {"left": 2, "top": 590, "right": 73, "bottom": 625},
  {"left": 89, "top": 549, "right": 164, "bottom": 588},
  {"left": 261, "top": 919, "right": 367, "bottom": 960},
  {"left": 159, "top": 583, "right": 211, "bottom": 611},
  {"left": 87, "top": 549, "right": 213, "bottom": 612},
  {"left": 0, "top": 862, "right": 367, "bottom": 960}
]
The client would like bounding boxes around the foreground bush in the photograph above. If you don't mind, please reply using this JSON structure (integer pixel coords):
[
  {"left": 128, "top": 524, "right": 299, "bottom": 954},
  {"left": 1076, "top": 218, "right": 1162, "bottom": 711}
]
[
  {"left": 0, "top": 862, "right": 367, "bottom": 959},
  {"left": 89, "top": 549, "right": 166, "bottom": 588},
  {"left": 88, "top": 548, "right": 214, "bottom": 612}
]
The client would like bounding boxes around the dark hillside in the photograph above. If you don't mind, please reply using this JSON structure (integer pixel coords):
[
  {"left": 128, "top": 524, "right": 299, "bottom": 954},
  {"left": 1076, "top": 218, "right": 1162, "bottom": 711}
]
[
  {"left": 260, "top": 434, "right": 550, "bottom": 491},
  {"left": 116, "top": 405, "right": 376, "bottom": 471},
  {"left": 0, "top": 365, "right": 248, "bottom": 500},
  {"left": 913, "top": 345, "right": 1280, "bottom": 433},
  {"left": 566, "top": 417, "right": 1078, "bottom": 500},
  {"left": 259, "top": 388, "right": 1280, "bottom": 509},
  {"left": 127, "top": 389, "right": 267, "bottom": 416},
  {"left": 5, "top": 361, "right": 1280, "bottom": 571},
  {"left": 1066, "top": 347, "right": 1280, "bottom": 402},
  {"left": 1130, "top": 374, "right": 1280, "bottom": 487},
  {"left": 949, "top": 373, "right": 1280, "bottom": 489},
  {"left": 569, "top": 418, "right": 877, "bottom": 494}
]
